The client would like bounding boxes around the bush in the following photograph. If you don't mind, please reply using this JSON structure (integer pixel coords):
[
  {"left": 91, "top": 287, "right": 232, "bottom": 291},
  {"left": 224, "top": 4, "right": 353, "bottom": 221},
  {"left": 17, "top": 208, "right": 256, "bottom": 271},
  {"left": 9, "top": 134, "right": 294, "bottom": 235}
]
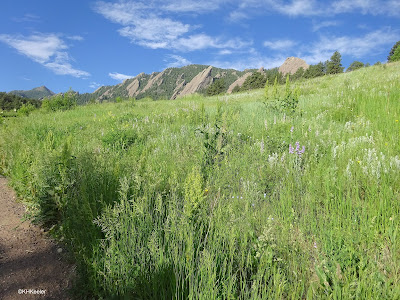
[
  {"left": 18, "top": 103, "right": 37, "bottom": 116},
  {"left": 347, "top": 61, "right": 364, "bottom": 72},
  {"left": 42, "top": 92, "right": 77, "bottom": 112}
]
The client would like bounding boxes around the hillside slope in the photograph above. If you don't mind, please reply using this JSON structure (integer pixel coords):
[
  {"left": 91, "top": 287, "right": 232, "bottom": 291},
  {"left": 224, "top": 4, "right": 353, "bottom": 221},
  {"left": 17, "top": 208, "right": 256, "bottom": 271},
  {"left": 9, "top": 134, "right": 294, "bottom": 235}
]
[
  {"left": 1, "top": 62, "right": 400, "bottom": 299},
  {"left": 9, "top": 86, "right": 54, "bottom": 100},
  {"left": 91, "top": 64, "right": 255, "bottom": 101}
]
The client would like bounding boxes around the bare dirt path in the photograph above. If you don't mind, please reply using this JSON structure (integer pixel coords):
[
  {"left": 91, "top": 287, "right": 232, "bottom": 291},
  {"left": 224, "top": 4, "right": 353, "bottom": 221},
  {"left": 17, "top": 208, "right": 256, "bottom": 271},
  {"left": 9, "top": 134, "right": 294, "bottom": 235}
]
[{"left": 0, "top": 176, "right": 75, "bottom": 299}]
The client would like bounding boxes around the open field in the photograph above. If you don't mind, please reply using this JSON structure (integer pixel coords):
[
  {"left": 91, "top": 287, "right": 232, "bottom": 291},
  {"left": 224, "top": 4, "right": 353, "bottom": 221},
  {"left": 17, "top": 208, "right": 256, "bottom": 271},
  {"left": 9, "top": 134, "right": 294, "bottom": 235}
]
[{"left": 1, "top": 62, "right": 400, "bottom": 299}]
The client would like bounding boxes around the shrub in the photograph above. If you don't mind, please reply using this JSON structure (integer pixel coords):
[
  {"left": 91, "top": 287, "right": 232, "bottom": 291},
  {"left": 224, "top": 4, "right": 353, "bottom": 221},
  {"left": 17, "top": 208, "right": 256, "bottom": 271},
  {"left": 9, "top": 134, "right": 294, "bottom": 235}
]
[
  {"left": 42, "top": 92, "right": 77, "bottom": 112},
  {"left": 347, "top": 61, "right": 364, "bottom": 72},
  {"left": 18, "top": 103, "right": 37, "bottom": 116}
]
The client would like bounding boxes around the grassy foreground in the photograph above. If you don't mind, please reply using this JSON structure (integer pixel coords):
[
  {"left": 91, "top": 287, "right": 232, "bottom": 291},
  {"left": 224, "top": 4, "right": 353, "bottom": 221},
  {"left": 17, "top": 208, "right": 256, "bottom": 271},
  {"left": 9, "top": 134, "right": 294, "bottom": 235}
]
[{"left": 1, "top": 63, "right": 400, "bottom": 299}]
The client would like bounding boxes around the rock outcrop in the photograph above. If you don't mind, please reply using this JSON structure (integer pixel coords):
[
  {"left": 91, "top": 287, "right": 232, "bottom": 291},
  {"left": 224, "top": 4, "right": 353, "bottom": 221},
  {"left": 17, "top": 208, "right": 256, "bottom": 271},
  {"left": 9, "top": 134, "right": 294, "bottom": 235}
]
[
  {"left": 279, "top": 57, "right": 309, "bottom": 75},
  {"left": 142, "top": 71, "right": 164, "bottom": 93},
  {"left": 177, "top": 66, "right": 213, "bottom": 98},
  {"left": 227, "top": 72, "right": 252, "bottom": 93}
]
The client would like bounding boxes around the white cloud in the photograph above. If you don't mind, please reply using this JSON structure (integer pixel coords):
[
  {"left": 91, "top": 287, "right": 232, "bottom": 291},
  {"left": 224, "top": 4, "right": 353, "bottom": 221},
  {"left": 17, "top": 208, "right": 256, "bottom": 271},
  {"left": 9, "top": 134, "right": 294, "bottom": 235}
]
[
  {"left": 162, "top": 0, "right": 221, "bottom": 13},
  {"left": 12, "top": 13, "right": 41, "bottom": 23},
  {"left": 165, "top": 55, "right": 191, "bottom": 68},
  {"left": 109, "top": 72, "right": 134, "bottom": 81},
  {"left": 219, "top": 49, "right": 233, "bottom": 55},
  {"left": 263, "top": 39, "right": 297, "bottom": 50},
  {"left": 332, "top": 0, "right": 400, "bottom": 17},
  {"left": 230, "top": 0, "right": 400, "bottom": 20},
  {"left": 94, "top": 1, "right": 250, "bottom": 52},
  {"left": 301, "top": 28, "right": 400, "bottom": 64},
  {"left": 265, "top": 0, "right": 322, "bottom": 16},
  {"left": 89, "top": 82, "right": 102, "bottom": 89},
  {"left": 0, "top": 33, "right": 89, "bottom": 77},
  {"left": 67, "top": 35, "right": 84, "bottom": 41},
  {"left": 208, "top": 49, "right": 287, "bottom": 70},
  {"left": 312, "top": 20, "right": 339, "bottom": 32}
]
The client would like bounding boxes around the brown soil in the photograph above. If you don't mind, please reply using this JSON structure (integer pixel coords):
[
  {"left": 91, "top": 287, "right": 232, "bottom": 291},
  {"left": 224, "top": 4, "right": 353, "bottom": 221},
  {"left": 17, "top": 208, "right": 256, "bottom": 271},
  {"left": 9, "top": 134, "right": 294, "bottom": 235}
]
[{"left": 0, "top": 176, "right": 75, "bottom": 299}]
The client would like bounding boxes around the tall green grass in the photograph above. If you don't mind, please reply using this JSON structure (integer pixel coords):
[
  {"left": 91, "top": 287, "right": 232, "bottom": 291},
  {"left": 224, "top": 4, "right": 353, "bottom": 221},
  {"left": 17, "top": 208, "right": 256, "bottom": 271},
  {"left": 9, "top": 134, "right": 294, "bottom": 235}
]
[{"left": 0, "top": 63, "right": 400, "bottom": 299}]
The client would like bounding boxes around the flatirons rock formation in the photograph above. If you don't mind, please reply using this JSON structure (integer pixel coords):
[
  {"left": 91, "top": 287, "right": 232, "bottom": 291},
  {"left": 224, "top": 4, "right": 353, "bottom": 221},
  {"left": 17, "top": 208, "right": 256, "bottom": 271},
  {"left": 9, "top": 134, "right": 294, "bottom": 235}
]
[{"left": 279, "top": 57, "right": 309, "bottom": 75}]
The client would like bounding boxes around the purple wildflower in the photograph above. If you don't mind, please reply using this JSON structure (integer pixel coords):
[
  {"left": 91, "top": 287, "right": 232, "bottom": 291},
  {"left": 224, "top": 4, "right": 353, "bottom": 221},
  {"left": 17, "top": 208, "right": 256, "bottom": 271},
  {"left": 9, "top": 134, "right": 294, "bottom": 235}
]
[
  {"left": 289, "top": 144, "right": 294, "bottom": 154},
  {"left": 289, "top": 141, "right": 306, "bottom": 157},
  {"left": 290, "top": 126, "right": 294, "bottom": 133}
]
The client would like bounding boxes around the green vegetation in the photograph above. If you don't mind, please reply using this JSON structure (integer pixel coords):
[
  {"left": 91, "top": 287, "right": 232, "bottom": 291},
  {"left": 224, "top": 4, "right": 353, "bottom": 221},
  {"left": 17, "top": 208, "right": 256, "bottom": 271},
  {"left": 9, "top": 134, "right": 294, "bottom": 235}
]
[
  {"left": 390, "top": 44, "right": 400, "bottom": 63},
  {"left": 326, "top": 51, "right": 344, "bottom": 74},
  {"left": 388, "top": 41, "right": 400, "bottom": 62},
  {"left": 41, "top": 91, "right": 77, "bottom": 112},
  {"left": 347, "top": 61, "right": 365, "bottom": 72},
  {"left": 9, "top": 85, "right": 54, "bottom": 99},
  {"left": 206, "top": 79, "right": 226, "bottom": 96},
  {"left": 0, "top": 92, "right": 41, "bottom": 112},
  {"left": 304, "top": 62, "right": 325, "bottom": 79},
  {"left": 1, "top": 62, "right": 400, "bottom": 299}
]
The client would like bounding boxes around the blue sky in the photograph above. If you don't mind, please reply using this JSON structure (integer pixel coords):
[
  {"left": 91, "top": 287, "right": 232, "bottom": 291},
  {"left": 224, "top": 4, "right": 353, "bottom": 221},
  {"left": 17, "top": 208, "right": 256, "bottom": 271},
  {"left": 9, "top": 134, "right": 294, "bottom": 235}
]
[{"left": 0, "top": 0, "right": 399, "bottom": 93}]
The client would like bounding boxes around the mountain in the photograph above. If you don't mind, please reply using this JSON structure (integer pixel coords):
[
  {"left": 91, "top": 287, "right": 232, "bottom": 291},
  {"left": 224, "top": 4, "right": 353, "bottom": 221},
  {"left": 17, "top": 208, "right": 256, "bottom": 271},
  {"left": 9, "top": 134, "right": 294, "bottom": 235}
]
[
  {"left": 279, "top": 57, "right": 309, "bottom": 75},
  {"left": 89, "top": 64, "right": 256, "bottom": 102},
  {"left": 9, "top": 86, "right": 55, "bottom": 100}
]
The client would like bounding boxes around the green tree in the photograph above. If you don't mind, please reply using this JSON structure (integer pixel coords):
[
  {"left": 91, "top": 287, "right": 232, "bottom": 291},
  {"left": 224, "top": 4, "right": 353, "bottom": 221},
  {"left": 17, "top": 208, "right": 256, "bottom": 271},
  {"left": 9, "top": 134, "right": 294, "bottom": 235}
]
[
  {"left": 206, "top": 79, "right": 226, "bottom": 96},
  {"left": 304, "top": 62, "right": 325, "bottom": 79},
  {"left": 388, "top": 41, "right": 400, "bottom": 62},
  {"left": 326, "top": 51, "right": 344, "bottom": 74},
  {"left": 347, "top": 61, "right": 364, "bottom": 72},
  {"left": 291, "top": 67, "right": 305, "bottom": 80},
  {"left": 389, "top": 44, "right": 400, "bottom": 62},
  {"left": 241, "top": 72, "right": 266, "bottom": 91}
]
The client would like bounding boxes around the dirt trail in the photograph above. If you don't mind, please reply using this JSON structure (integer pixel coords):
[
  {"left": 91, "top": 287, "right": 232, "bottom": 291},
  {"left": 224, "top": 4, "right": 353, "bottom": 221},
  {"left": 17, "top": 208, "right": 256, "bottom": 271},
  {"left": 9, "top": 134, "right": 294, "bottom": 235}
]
[{"left": 0, "top": 176, "right": 75, "bottom": 299}]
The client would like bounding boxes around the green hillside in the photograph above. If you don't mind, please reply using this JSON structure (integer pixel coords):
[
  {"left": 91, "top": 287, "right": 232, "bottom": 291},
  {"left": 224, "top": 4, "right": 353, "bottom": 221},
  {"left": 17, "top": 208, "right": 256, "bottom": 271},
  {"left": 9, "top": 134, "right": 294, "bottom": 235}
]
[
  {"left": 84, "top": 64, "right": 254, "bottom": 102},
  {"left": 1, "top": 62, "right": 400, "bottom": 299},
  {"left": 9, "top": 85, "right": 55, "bottom": 99}
]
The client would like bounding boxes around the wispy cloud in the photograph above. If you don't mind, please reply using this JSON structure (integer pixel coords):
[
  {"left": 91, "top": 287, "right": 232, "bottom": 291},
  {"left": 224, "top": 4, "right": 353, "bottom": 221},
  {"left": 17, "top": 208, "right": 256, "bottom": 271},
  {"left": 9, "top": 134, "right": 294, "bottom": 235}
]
[
  {"left": 109, "top": 72, "right": 134, "bottom": 81},
  {"left": 161, "top": 0, "right": 222, "bottom": 13},
  {"left": 301, "top": 28, "right": 400, "bottom": 64},
  {"left": 12, "top": 13, "right": 41, "bottom": 23},
  {"left": 67, "top": 35, "right": 84, "bottom": 41},
  {"left": 332, "top": 0, "right": 400, "bottom": 17},
  {"left": 0, "top": 33, "right": 90, "bottom": 77},
  {"left": 312, "top": 20, "right": 339, "bottom": 32},
  {"left": 165, "top": 55, "right": 191, "bottom": 68},
  {"left": 208, "top": 49, "right": 287, "bottom": 70},
  {"left": 94, "top": 1, "right": 250, "bottom": 52},
  {"left": 230, "top": 0, "right": 400, "bottom": 20},
  {"left": 263, "top": 39, "right": 297, "bottom": 51},
  {"left": 89, "top": 82, "right": 102, "bottom": 89}
]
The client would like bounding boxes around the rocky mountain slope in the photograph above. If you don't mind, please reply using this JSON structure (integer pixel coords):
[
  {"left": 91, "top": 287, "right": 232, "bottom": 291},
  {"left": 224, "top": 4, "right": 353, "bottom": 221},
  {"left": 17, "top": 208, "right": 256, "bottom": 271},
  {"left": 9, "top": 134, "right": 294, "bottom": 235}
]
[
  {"left": 279, "top": 57, "right": 309, "bottom": 75},
  {"left": 91, "top": 64, "right": 255, "bottom": 101},
  {"left": 16, "top": 57, "right": 308, "bottom": 103}
]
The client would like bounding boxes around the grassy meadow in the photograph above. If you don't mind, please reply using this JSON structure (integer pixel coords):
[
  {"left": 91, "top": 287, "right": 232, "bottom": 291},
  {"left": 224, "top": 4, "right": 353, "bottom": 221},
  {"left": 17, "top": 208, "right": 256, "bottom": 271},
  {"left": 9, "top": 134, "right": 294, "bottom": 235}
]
[{"left": 1, "top": 62, "right": 400, "bottom": 299}]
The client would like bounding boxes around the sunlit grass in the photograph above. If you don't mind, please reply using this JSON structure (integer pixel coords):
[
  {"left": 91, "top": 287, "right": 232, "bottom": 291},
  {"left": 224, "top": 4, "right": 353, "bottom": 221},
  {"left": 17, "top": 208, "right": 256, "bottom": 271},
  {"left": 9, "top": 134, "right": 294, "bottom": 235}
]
[{"left": 0, "top": 62, "right": 400, "bottom": 299}]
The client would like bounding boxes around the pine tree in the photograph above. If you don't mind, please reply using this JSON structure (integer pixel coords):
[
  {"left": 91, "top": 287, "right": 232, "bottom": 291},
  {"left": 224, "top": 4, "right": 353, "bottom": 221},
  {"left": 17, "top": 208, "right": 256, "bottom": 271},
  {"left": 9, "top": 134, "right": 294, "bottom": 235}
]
[
  {"left": 326, "top": 51, "right": 344, "bottom": 74},
  {"left": 389, "top": 44, "right": 400, "bottom": 62},
  {"left": 388, "top": 41, "right": 400, "bottom": 62}
]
